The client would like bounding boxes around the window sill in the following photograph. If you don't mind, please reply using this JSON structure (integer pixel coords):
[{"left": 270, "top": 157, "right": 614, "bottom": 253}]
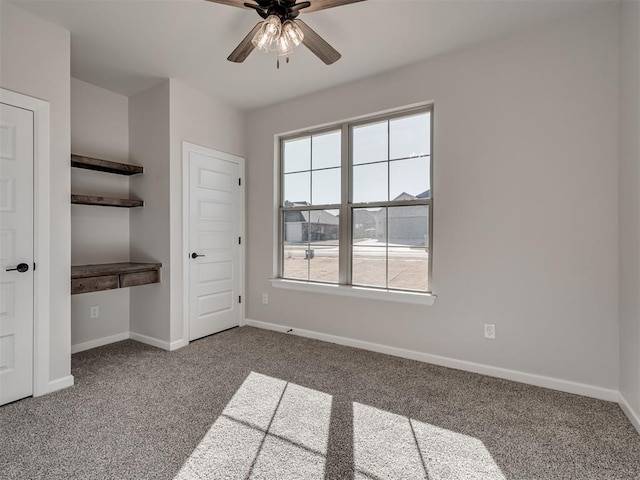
[{"left": 269, "top": 279, "right": 437, "bottom": 306}]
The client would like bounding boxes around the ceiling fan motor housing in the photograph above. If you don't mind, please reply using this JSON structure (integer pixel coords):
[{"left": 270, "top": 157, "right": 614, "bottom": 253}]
[{"left": 251, "top": 0, "right": 308, "bottom": 20}]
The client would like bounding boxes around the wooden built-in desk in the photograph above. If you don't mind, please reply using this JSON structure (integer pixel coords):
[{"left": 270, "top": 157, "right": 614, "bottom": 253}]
[{"left": 71, "top": 262, "right": 162, "bottom": 295}]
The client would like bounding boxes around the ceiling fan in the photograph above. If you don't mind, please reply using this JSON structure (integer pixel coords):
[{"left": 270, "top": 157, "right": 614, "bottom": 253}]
[{"left": 205, "top": 0, "right": 366, "bottom": 66}]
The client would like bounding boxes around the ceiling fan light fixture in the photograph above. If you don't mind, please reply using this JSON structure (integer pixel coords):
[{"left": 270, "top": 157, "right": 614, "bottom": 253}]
[
  {"left": 282, "top": 20, "right": 304, "bottom": 48},
  {"left": 213, "top": 0, "right": 355, "bottom": 66}
]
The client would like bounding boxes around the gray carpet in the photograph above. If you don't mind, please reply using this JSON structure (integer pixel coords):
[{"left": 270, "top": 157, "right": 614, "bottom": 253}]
[{"left": 0, "top": 326, "right": 638, "bottom": 479}]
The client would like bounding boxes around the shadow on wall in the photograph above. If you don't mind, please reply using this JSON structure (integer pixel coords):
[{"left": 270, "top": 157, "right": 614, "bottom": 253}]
[{"left": 174, "top": 372, "right": 505, "bottom": 479}]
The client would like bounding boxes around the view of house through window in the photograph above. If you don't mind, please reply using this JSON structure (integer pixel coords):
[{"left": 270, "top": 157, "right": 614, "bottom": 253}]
[{"left": 280, "top": 106, "right": 432, "bottom": 293}]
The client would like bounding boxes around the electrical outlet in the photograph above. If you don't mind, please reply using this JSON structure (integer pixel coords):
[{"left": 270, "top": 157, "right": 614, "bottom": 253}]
[
  {"left": 484, "top": 323, "right": 496, "bottom": 340},
  {"left": 262, "top": 293, "right": 269, "bottom": 305},
  {"left": 90, "top": 306, "right": 99, "bottom": 319}
]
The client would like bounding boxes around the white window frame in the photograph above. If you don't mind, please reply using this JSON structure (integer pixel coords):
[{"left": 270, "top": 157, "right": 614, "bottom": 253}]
[{"left": 271, "top": 104, "right": 436, "bottom": 306}]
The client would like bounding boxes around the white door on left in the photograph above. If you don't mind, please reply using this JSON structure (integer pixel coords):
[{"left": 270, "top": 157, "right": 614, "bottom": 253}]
[{"left": 0, "top": 103, "right": 34, "bottom": 405}]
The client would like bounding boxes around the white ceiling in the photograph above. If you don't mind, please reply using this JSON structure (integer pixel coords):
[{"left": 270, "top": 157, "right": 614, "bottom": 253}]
[{"left": 13, "top": 0, "right": 607, "bottom": 110}]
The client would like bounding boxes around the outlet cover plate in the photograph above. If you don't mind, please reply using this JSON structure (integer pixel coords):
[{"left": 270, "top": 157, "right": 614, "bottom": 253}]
[{"left": 484, "top": 323, "right": 496, "bottom": 339}]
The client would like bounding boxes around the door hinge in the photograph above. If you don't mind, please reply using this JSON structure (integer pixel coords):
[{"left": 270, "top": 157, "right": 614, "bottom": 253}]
[
  {"left": 33, "top": 262, "right": 36, "bottom": 271},
  {"left": 238, "top": 236, "right": 242, "bottom": 245},
  {"left": 239, "top": 295, "right": 242, "bottom": 304}
]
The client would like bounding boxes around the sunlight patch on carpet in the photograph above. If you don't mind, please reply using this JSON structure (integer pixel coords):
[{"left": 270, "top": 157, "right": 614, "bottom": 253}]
[
  {"left": 174, "top": 372, "right": 332, "bottom": 480},
  {"left": 353, "top": 402, "right": 505, "bottom": 480}
]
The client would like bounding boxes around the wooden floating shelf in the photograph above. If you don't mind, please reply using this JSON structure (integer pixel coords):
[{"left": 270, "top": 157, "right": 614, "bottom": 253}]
[
  {"left": 71, "top": 262, "right": 162, "bottom": 295},
  {"left": 71, "top": 154, "right": 143, "bottom": 176},
  {"left": 71, "top": 195, "right": 143, "bottom": 208}
]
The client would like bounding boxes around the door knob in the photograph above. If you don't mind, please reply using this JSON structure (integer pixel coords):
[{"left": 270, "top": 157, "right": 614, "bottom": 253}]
[
  {"left": 191, "top": 253, "right": 205, "bottom": 259},
  {"left": 6, "top": 263, "right": 29, "bottom": 273}
]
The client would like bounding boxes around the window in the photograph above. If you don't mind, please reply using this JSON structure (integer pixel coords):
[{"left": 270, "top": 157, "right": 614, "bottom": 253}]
[{"left": 278, "top": 106, "right": 432, "bottom": 294}]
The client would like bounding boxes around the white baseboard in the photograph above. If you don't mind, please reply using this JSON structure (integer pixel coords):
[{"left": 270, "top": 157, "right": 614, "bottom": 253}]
[
  {"left": 72, "top": 332, "right": 189, "bottom": 353},
  {"left": 71, "top": 332, "right": 130, "bottom": 354},
  {"left": 169, "top": 339, "right": 189, "bottom": 351},
  {"left": 619, "top": 392, "right": 640, "bottom": 435},
  {"left": 48, "top": 375, "right": 74, "bottom": 393},
  {"left": 129, "top": 332, "right": 172, "bottom": 350},
  {"left": 244, "top": 319, "right": 619, "bottom": 403},
  {"left": 128, "top": 333, "right": 188, "bottom": 351}
]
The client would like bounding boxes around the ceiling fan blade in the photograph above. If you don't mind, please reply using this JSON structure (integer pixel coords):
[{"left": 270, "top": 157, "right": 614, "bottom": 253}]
[
  {"left": 303, "top": 0, "right": 366, "bottom": 13},
  {"left": 289, "top": 1, "right": 312, "bottom": 13},
  {"left": 227, "top": 22, "right": 263, "bottom": 63},
  {"left": 295, "top": 19, "right": 341, "bottom": 65},
  {"left": 243, "top": 2, "right": 269, "bottom": 14},
  {"left": 203, "top": 0, "right": 253, "bottom": 9}
]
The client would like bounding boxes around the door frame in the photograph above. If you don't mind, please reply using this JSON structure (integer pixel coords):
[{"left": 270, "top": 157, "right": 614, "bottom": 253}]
[
  {"left": 0, "top": 88, "right": 51, "bottom": 397},
  {"left": 181, "top": 141, "right": 245, "bottom": 344}
]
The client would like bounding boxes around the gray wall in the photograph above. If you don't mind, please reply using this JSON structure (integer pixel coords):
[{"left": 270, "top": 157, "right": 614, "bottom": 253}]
[
  {"left": 70, "top": 78, "right": 130, "bottom": 349},
  {"left": 619, "top": 0, "right": 640, "bottom": 422},
  {"left": 129, "top": 80, "right": 172, "bottom": 342},
  {"left": 246, "top": 5, "right": 620, "bottom": 391},
  {"left": 0, "top": 3, "right": 71, "bottom": 383}
]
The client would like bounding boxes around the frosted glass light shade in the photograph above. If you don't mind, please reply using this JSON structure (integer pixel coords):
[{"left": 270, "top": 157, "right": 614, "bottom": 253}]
[
  {"left": 252, "top": 25, "right": 273, "bottom": 53},
  {"left": 276, "top": 35, "right": 293, "bottom": 57},
  {"left": 282, "top": 21, "right": 304, "bottom": 47},
  {"left": 263, "top": 15, "right": 282, "bottom": 37}
]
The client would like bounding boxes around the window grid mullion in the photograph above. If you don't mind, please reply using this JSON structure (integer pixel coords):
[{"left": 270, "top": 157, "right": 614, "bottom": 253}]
[
  {"left": 384, "top": 207, "right": 389, "bottom": 288},
  {"left": 306, "top": 209, "right": 310, "bottom": 282},
  {"left": 350, "top": 199, "right": 431, "bottom": 209},
  {"left": 279, "top": 139, "right": 284, "bottom": 278},
  {"left": 386, "top": 120, "right": 391, "bottom": 288},
  {"left": 387, "top": 119, "right": 391, "bottom": 203},
  {"left": 309, "top": 136, "right": 313, "bottom": 207},
  {"left": 340, "top": 123, "right": 351, "bottom": 285},
  {"left": 350, "top": 154, "right": 431, "bottom": 170},
  {"left": 281, "top": 204, "right": 342, "bottom": 212}
]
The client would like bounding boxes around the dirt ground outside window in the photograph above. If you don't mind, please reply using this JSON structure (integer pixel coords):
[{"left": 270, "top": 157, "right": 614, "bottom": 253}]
[{"left": 283, "top": 241, "right": 429, "bottom": 292}]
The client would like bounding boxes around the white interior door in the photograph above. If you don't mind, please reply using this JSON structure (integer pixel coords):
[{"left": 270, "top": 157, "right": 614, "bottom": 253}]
[
  {"left": 0, "top": 103, "right": 34, "bottom": 405},
  {"left": 187, "top": 144, "right": 243, "bottom": 341}
]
